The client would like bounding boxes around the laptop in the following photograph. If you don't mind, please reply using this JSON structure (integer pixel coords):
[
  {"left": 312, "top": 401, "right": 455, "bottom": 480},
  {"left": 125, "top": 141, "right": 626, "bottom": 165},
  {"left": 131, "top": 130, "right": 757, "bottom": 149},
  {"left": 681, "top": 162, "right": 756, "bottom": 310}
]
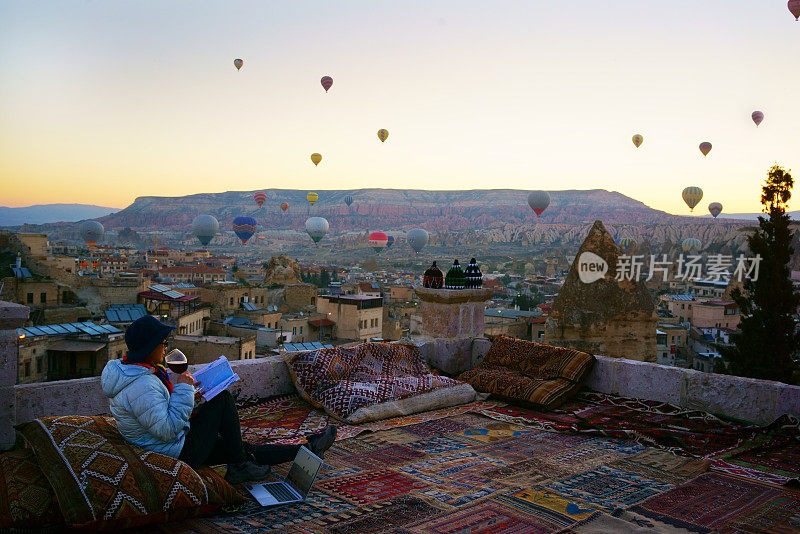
[{"left": 244, "top": 446, "right": 324, "bottom": 507}]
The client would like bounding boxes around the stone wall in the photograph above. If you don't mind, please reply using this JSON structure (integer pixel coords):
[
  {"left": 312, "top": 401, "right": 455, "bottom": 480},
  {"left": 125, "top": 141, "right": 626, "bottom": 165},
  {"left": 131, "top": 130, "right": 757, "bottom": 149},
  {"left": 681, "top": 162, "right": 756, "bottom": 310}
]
[{"left": 284, "top": 283, "right": 317, "bottom": 311}]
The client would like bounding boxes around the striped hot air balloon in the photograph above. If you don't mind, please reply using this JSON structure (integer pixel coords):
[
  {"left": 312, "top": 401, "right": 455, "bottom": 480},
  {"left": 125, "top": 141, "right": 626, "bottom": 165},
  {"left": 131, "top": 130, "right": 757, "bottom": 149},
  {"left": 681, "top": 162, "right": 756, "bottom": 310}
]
[
  {"left": 232, "top": 216, "right": 258, "bottom": 244},
  {"left": 386, "top": 235, "right": 395, "bottom": 249},
  {"left": 699, "top": 142, "right": 712, "bottom": 157},
  {"left": 310, "top": 153, "right": 322, "bottom": 166},
  {"left": 682, "top": 238, "right": 702, "bottom": 253},
  {"left": 281, "top": 202, "right": 289, "bottom": 212},
  {"left": 632, "top": 134, "right": 643, "bottom": 148},
  {"left": 254, "top": 192, "right": 267, "bottom": 208},
  {"left": 682, "top": 187, "right": 703, "bottom": 212},
  {"left": 320, "top": 76, "right": 333, "bottom": 92},
  {"left": 234, "top": 58, "right": 243, "bottom": 70},
  {"left": 708, "top": 202, "right": 723, "bottom": 219},
  {"left": 307, "top": 192, "right": 319, "bottom": 206},
  {"left": 368, "top": 232, "right": 389, "bottom": 253},
  {"left": 344, "top": 195, "right": 353, "bottom": 207},
  {"left": 789, "top": 0, "right": 800, "bottom": 20},
  {"left": 751, "top": 111, "right": 764, "bottom": 127},
  {"left": 616, "top": 237, "right": 637, "bottom": 251},
  {"left": 377, "top": 129, "right": 389, "bottom": 142}
]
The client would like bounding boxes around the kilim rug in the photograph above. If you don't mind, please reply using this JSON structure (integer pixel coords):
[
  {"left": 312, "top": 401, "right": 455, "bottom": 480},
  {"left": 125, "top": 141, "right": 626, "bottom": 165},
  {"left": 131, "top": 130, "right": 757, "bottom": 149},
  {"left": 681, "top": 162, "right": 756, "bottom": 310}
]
[
  {"left": 474, "top": 390, "right": 800, "bottom": 484},
  {"left": 237, "top": 393, "right": 503, "bottom": 444},
  {"left": 629, "top": 472, "right": 800, "bottom": 533},
  {"left": 123, "top": 412, "right": 800, "bottom": 534}
]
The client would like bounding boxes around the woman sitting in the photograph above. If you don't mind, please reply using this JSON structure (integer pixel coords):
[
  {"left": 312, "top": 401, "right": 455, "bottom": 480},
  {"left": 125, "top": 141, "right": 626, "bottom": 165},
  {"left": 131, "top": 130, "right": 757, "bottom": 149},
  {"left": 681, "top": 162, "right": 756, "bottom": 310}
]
[{"left": 101, "top": 315, "right": 336, "bottom": 484}]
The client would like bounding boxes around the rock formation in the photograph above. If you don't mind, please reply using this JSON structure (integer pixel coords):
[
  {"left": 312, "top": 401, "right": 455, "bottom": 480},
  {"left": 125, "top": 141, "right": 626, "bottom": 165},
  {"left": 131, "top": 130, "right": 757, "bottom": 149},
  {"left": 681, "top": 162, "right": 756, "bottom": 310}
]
[
  {"left": 544, "top": 220, "right": 657, "bottom": 362},
  {"left": 263, "top": 254, "right": 301, "bottom": 285}
]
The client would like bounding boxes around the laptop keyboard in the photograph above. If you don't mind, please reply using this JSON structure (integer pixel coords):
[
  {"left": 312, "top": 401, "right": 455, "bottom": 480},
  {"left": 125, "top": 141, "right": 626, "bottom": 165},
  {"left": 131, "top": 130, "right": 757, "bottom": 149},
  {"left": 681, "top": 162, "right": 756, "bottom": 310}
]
[{"left": 266, "top": 483, "right": 297, "bottom": 502}]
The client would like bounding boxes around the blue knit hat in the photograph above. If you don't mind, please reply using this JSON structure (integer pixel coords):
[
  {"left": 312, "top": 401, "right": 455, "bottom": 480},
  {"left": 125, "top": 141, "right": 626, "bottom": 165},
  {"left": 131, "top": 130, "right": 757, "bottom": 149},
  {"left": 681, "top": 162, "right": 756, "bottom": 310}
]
[{"left": 124, "top": 315, "right": 175, "bottom": 363}]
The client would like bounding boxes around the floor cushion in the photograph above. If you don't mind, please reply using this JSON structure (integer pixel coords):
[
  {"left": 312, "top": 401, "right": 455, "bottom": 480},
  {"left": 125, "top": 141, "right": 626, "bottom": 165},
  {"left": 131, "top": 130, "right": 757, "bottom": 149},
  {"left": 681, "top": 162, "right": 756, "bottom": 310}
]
[
  {"left": 287, "top": 342, "right": 477, "bottom": 424},
  {"left": 0, "top": 448, "right": 64, "bottom": 531},
  {"left": 15, "top": 415, "right": 245, "bottom": 530},
  {"left": 459, "top": 336, "right": 594, "bottom": 409}
]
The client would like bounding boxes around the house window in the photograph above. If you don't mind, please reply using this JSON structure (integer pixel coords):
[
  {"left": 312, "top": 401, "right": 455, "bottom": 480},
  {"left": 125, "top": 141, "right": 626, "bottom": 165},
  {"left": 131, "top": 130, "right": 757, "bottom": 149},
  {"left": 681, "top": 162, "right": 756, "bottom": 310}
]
[
  {"left": 24, "top": 361, "right": 30, "bottom": 377},
  {"left": 293, "top": 327, "right": 297, "bottom": 335},
  {"left": 299, "top": 326, "right": 303, "bottom": 335},
  {"left": 230, "top": 297, "right": 234, "bottom": 306},
  {"left": 27, "top": 293, "right": 33, "bottom": 304},
  {"left": 40, "top": 292, "right": 47, "bottom": 304},
  {"left": 36, "top": 357, "right": 42, "bottom": 373}
]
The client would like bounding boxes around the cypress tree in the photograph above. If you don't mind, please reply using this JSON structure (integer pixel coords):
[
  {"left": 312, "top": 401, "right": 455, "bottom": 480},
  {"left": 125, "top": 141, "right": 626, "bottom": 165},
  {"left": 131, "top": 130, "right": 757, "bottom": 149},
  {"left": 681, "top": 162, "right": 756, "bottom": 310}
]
[{"left": 721, "top": 165, "right": 800, "bottom": 384}]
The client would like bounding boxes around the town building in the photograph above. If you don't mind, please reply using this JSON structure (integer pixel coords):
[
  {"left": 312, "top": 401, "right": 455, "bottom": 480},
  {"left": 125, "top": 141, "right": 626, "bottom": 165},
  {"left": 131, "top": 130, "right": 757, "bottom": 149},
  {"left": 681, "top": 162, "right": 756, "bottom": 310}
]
[
  {"left": 316, "top": 295, "right": 383, "bottom": 341},
  {"left": 171, "top": 334, "right": 256, "bottom": 365}
]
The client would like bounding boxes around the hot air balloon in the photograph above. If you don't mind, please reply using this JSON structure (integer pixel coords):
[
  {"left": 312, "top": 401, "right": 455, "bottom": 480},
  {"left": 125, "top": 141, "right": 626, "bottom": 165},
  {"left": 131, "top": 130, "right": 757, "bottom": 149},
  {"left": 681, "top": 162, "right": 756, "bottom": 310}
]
[
  {"left": 616, "top": 237, "right": 637, "bottom": 251},
  {"left": 192, "top": 215, "right": 219, "bottom": 247},
  {"left": 305, "top": 217, "right": 329, "bottom": 245},
  {"left": 281, "top": 202, "right": 289, "bottom": 212},
  {"left": 682, "top": 187, "right": 703, "bottom": 212},
  {"left": 320, "top": 76, "right": 333, "bottom": 92},
  {"left": 307, "top": 192, "right": 319, "bottom": 206},
  {"left": 232, "top": 216, "right": 258, "bottom": 244},
  {"left": 79, "top": 220, "right": 104, "bottom": 246},
  {"left": 377, "top": 129, "right": 389, "bottom": 142},
  {"left": 386, "top": 235, "right": 395, "bottom": 249},
  {"left": 310, "top": 153, "right": 322, "bottom": 166},
  {"left": 407, "top": 228, "right": 429, "bottom": 254},
  {"left": 789, "top": 0, "right": 800, "bottom": 20},
  {"left": 708, "top": 202, "right": 723, "bottom": 218},
  {"left": 632, "top": 134, "right": 643, "bottom": 148},
  {"left": 368, "top": 232, "right": 389, "bottom": 253},
  {"left": 527, "top": 191, "right": 550, "bottom": 217},
  {"left": 751, "top": 111, "right": 764, "bottom": 127},
  {"left": 254, "top": 192, "right": 267, "bottom": 208},
  {"left": 699, "top": 142, "right": 712, "bottom": 157},
  {"left": 234, "top": 59, "right": 243, "bottom": 71},
  {"left": 344, "top": 195, "right": 353, "bottom": 207},
  {"left": 682, "top": 238, "right": 702, "bottom": 253}
]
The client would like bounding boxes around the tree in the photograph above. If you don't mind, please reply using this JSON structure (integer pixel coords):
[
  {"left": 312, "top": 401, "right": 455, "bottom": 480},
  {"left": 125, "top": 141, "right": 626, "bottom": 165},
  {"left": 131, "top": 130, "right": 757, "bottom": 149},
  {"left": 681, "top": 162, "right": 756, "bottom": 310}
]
[
  {"left": 320, "top": 269, "right": 331, "bottom": 288},
  {"left": 721, "top": 165, "right": 800, "bottom": 384}
]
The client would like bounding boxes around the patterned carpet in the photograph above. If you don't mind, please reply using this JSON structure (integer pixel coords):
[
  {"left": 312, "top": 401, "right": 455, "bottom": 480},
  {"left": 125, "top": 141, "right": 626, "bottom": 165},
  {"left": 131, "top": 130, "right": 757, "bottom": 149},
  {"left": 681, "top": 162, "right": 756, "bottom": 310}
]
[{"left": 124, "top": 400, "right": 800, "bottom": 534}]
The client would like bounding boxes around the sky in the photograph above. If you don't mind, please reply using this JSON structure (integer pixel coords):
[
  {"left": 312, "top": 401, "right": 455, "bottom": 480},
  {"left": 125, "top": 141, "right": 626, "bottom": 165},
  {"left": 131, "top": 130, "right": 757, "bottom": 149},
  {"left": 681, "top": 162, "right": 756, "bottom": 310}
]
[{"left": 1, "top": 1, "right": 798, "bottom": 214}]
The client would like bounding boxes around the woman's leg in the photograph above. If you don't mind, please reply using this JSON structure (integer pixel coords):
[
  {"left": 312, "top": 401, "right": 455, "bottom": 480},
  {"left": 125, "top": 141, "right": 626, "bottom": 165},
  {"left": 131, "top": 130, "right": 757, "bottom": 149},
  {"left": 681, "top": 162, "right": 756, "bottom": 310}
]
[
  {"left": 178, "top": 390, "right": 247, "bottom": 468},
  {"left": 245, "top": 426, "right": 338, "bottom": 465}
]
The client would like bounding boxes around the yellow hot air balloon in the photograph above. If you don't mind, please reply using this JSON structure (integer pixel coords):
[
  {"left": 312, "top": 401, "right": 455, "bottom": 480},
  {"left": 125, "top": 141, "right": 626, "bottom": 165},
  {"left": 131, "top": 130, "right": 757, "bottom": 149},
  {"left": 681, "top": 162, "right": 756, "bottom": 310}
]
[
  {"left": 632, "top": 134, "right": 643, "bottom": 148},
  {"left": 377, "top": 129, "right": 389, "bottom": 142},
  {"left": 682, "top": 186, "right": 703, "bottom": 212},
  {"left": 307, "top": 192, "right": 319, "bottom": 206},
  {"left": 310, "top": 153, "right": 322, "bottom": 166}
]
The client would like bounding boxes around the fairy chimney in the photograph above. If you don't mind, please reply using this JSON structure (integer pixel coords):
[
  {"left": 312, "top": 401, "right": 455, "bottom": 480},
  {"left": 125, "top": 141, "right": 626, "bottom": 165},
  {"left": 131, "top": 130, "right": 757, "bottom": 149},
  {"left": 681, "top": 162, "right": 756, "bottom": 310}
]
[{"left": 544, "top": 220, "right": 657, "bottom": 362}]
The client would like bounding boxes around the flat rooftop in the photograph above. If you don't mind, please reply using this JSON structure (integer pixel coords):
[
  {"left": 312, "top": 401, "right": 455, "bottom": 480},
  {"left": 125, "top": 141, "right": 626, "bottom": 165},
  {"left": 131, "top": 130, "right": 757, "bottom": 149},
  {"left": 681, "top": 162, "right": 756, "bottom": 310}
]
[{"left": 122, "top": 390, "right": 800, "bottom": 533}]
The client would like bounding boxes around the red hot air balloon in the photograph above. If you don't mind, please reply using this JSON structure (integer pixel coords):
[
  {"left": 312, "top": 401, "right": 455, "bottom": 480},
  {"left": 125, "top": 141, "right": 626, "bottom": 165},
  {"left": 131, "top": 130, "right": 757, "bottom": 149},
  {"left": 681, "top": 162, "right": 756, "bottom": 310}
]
[
  {"left": 320, "top": 76, "right": 333, "bottom": 92},
  {"left": 699, "top": 142, "right": 712, "bottom": 157},
  {"left": 254, "top": 192, "right": 267, "bottom": 208},
  {"left": 789, "top": 0, "right": 800, "bottom": 20},
  {"left": 281, "top": 202, "right": 289, "bottom": 212},
  {"left": 234, "top": 59, "right": 243, "bottom": 71},
  {"left": 368, "top": 231, "right": 388, "bottom": 253}
]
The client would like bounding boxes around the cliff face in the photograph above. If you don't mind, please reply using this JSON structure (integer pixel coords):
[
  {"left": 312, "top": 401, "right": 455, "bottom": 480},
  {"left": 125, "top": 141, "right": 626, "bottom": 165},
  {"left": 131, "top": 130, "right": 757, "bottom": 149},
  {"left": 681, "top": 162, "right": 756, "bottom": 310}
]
[
  {"left": 263, "top": 254, "right": 301, "bottom": 285},
  {"left": 98, "top": 188, "right": 688, "bottom": 232}
]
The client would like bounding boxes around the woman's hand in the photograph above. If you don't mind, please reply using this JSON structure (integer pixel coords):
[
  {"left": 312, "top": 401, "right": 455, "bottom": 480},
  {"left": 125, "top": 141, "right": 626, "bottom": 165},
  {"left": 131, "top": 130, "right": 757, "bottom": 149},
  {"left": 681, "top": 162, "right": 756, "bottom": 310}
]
[{"left": 175, "top": 371, "right": 196, "bottom": 386}]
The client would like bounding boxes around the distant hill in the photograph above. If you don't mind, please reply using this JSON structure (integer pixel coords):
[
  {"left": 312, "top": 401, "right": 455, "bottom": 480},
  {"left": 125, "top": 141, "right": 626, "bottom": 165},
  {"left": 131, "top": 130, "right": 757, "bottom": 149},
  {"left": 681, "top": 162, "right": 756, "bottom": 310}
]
[
  {"left": 98, "top": 188, "right": 706, "bottom": 232},
  {"left": 700, "top": 211, "right": 800, "bottom": 221},
  {"left": 0, "top": 204, "right": 118, "bottom": 226}
]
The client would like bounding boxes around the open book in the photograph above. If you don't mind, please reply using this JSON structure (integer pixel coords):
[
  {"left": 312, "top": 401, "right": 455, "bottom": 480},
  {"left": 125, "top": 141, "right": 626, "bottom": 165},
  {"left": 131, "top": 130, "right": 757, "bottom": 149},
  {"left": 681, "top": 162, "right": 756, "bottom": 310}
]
[{"left": 193, "top": 356, "right": 240, "bottom": 401}]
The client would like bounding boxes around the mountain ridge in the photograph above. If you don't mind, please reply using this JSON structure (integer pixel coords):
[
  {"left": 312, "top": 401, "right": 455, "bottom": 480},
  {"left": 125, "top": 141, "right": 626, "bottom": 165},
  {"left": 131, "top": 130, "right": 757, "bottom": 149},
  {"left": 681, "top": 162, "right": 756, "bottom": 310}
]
[{"left": 0, "top": 204, "right": 119, "bottom": 227}]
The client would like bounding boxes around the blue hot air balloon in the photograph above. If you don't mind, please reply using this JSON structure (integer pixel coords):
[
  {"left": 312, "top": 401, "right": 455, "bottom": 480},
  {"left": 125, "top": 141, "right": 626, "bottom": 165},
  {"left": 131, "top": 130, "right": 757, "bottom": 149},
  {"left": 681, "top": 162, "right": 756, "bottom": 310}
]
[
  {"left": 344, "top": 195, "right": 353, "bottom": 207},
  {"left": 232, "top": 216, "right": 258, "bottom": 244},
  {"left": 386, "top": 235, "right": 395, "bottom": 249}
]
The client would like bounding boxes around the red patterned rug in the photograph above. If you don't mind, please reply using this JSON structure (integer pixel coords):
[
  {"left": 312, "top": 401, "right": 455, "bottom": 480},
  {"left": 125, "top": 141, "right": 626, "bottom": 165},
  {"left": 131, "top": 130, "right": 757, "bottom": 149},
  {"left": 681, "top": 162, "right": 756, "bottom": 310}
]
[{"left": 237, "top": 394, "right": 503, "bottom": 445}]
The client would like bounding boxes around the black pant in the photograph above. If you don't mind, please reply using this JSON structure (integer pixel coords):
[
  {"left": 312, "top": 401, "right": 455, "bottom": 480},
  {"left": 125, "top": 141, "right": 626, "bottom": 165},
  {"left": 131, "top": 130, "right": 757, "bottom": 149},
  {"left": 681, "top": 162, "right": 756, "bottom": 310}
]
[{"left": 177, "top": 390, "right": 302, "bottom": 468}]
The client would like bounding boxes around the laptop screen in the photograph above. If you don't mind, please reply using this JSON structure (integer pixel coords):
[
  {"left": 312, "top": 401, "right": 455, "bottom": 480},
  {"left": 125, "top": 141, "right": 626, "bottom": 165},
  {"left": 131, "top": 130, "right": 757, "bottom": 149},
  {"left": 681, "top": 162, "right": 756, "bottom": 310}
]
[{"left": 285, "top": 446, "right": 323, "bottom": 497}]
